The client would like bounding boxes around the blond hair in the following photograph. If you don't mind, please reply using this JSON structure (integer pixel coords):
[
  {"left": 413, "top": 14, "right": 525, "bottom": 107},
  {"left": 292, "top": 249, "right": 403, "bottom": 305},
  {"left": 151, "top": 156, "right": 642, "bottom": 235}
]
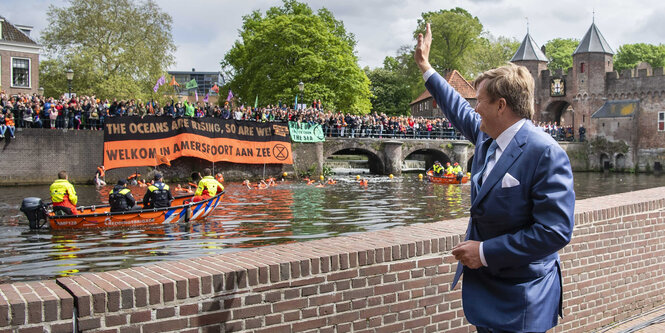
[{"left": 473, "top": 63, "right": 535, "bottom": 120}]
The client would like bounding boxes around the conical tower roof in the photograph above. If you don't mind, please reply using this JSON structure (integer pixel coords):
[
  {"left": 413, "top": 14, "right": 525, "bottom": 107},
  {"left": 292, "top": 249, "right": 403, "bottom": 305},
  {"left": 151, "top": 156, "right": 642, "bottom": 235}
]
[
  {"left": 573, "top": 22, "right": 614, "bottom": 55},
  {"left": 510, "top": 33, "right": 548, "bottom": 62}
]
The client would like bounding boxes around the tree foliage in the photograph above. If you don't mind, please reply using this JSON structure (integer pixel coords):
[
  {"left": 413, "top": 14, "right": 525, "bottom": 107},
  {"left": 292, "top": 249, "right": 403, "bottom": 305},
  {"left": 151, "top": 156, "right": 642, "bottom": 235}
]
[
  {"left": 40, "top": 0, "right": 175, "bottom": 100},
  {"left": 364, "top": 65, "right": 412, "bottom": 116},
  {"left": 614, "top": 43, "right": 665, "bottom": 72},
  {"left": 221, "top": 0, "right": 371, "bottom": 114},
  {"left": 466, "top": 34, "right": 520, "bottom": 79},
  {"left": 543, "top": 38, "right": 579, "bottom": 73},
  {"left": 415, "top": 8, "right": 484, "bottom": 77}
]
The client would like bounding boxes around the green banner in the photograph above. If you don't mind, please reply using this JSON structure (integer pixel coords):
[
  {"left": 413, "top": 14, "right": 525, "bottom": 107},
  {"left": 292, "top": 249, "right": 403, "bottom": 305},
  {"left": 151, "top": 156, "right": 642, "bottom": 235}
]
[
  {"left": 288, "top": 121, "right": 325, "bottom": 142},
  {"left": 185, "top": 79, "right": 198, "bottom": 90}
]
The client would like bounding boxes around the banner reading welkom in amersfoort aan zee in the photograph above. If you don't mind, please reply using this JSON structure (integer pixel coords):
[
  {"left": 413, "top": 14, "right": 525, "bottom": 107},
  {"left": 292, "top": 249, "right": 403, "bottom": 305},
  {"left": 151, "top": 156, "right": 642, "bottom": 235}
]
[{"left": 103, "top": 116, "right": 293, "bottom": 169}]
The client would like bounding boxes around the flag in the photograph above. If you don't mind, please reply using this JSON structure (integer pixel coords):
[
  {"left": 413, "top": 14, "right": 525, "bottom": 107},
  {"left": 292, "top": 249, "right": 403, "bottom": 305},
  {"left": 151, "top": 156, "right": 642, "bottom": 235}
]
[
  {"left": 155, "top": 154, "right": 170, "bottom": 166},
  {"left": 254, "top": 95, "right": 258, "bottom": 108},
  {"left": 204, "top": 93, "right": 209, "bottom": 103},
  {"left": 226, "top": 90, "right": 233, "bottom": 102},
  {"left": 169, "top": 76, "right": 180, "bottom": 86},
  {"left": 185, "top": 79, "right": 198, "bottom": 90},
  {"left": 295, "top": 94, "right": 298, "bottom": 110},
  {"left": 195, "top": 90, "right": 199, "bottom": 101},
  {"left": 211, "top": 83, "right": 219, "bottom": 93},
  {"left": 153, "top": 75, "right": 167, "bottom": 92}
]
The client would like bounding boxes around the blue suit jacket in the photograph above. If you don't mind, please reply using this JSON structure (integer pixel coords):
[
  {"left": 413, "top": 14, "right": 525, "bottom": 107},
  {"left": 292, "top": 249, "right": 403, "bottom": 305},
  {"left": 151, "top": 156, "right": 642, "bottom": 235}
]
[{"left": 425, "top": 72, "right": 575, "bottom": 332}]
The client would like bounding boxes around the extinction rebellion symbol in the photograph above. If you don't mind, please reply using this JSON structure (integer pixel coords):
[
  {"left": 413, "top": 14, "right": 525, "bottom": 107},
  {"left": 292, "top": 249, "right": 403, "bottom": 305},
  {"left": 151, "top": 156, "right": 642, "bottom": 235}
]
[{"left": 273, "top": 144, "right": 289, "bottom": 161}]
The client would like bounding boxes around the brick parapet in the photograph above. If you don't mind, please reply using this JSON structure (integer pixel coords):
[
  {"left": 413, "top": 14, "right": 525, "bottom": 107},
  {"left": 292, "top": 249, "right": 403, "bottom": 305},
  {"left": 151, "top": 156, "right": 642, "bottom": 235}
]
[{"left": 1, "top": 187, "right": 665, "bottom": 332}]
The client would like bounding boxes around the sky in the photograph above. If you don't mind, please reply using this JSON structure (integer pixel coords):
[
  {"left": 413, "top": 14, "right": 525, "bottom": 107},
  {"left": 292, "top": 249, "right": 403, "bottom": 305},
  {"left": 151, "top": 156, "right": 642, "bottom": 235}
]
[{"left": 3, "top": 0, "right": 665, "bottom": 72}]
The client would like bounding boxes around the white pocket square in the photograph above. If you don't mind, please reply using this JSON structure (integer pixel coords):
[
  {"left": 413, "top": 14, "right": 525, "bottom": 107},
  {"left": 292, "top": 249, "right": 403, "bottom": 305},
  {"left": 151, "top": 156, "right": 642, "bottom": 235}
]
[{"left": 501, "top": 173, "right": 520, "bottom": 188}]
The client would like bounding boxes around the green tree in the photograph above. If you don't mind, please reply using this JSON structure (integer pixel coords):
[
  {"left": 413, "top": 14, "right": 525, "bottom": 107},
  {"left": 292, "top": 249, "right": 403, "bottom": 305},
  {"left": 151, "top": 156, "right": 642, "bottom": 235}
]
[
  {"left": 414, "top": 8, "right": 484, "bottom": 77},
  {"left": 365, "top": 65, "right": 411, "bottom": 116},
  {"left": 543, "top": 38, "right": 579, "bottom": 73},
  {"left": 467, "top": 34, "right": 520, "bottom": 79},
  {"left": 614, "top": 43, "right": 665, "bottom": 72},
  {"left": 221, "top": 0, "right": 371, "bottom": 114},
  {"left": 40, "top": 0, "right": 175, "bottom": 100},
  {"left": 382, "top": 46, "right": 424, "bottom": 103}
]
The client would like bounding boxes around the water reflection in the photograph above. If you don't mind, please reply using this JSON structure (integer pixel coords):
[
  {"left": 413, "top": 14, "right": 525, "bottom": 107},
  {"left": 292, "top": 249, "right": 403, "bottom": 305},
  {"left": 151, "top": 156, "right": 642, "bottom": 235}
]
[{"left": 0, "top": 172, "right": 664, "bottom": 282}]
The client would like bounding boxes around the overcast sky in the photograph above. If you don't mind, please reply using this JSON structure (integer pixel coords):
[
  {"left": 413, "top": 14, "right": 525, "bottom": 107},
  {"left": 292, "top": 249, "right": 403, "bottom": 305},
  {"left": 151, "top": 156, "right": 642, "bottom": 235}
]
[{"left": 3, "top": 0, "right": 665, "bottom": 72}]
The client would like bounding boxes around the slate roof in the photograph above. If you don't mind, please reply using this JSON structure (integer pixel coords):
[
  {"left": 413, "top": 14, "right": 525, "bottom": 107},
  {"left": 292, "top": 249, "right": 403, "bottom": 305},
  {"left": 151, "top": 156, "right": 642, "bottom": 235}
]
[
  {"left": 411, "top": 70, "right": 476, "bottom": 105},
  {"left": 0, "top": 15, "right": 38, "bottom": 45},
  {"left": 510, "top": 33, "right": 548, "bottom": 62},
  {"left": 591, "top": 100, "right": 639, "bottom": 118},
  {"left": 573, "top": 22, "right": 614, "bottom": 55}
]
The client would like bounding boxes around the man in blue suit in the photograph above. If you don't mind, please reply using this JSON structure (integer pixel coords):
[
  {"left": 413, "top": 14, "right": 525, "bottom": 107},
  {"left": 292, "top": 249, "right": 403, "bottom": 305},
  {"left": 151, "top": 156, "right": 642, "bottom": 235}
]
[{"left": 415, "top": 23, "right": 575, "bottom": 332}]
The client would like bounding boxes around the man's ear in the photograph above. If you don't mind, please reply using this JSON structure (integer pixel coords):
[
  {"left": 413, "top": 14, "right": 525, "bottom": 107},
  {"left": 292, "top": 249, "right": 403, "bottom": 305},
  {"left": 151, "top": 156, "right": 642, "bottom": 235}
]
[{"left": 497, "top": 98, "right": 507, "bottom": 114}]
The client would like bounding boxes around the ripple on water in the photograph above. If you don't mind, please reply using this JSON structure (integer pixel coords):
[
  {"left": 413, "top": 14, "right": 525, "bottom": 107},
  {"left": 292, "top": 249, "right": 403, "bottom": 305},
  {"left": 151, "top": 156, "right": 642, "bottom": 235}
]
[{"left": 1, "top": 173, "right": 664, "bottom": 282}]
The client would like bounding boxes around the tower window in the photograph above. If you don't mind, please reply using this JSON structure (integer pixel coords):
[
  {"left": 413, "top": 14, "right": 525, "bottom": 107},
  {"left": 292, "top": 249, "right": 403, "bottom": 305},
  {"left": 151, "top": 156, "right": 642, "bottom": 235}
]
[
  {"left": 659, "top": 112, "right": 664, "bottom": 131},
  {"left": 581, "top": 63, "right": 585, "bottom": 73}
]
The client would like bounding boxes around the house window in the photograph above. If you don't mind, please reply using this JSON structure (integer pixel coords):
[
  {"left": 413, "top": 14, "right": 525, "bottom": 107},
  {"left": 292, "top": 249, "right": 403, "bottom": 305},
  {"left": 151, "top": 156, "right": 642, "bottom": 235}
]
[
  {"left": 659, "top": 112, "right": 665, "bottom": 131},
  {"left": 580, "top": 62, "right": 585, "bottom": 73},
  {"left": 11, "top": 57, "right": 30, "bottom": 88}
]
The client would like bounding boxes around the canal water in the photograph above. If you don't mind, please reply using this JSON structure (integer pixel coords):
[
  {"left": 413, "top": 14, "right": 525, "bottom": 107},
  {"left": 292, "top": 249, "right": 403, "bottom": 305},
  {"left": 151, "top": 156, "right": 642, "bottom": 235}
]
[{"left": 1, "top": 172, "right": 664, "bottom": 282}]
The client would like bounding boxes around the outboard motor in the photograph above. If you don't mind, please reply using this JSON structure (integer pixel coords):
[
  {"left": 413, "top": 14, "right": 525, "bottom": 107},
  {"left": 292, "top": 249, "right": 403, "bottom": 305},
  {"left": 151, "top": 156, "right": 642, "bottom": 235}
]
[{"left": 20, "top": 197, "right": 49, "bottom": 229}]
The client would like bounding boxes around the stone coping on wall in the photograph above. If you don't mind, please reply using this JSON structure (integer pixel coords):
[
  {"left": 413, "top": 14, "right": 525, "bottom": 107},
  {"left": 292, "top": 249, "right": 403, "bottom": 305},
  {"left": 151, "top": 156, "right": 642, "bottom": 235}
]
[{"left": 1, "top": 186, "right": 664, "bottom": 331}]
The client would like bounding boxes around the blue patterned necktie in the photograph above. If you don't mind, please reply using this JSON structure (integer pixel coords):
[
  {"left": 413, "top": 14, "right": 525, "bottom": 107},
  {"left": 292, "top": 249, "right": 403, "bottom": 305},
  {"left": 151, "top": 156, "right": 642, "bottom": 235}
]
[{"left": 473, "top": 140, "right": 498, "bottom": 193}]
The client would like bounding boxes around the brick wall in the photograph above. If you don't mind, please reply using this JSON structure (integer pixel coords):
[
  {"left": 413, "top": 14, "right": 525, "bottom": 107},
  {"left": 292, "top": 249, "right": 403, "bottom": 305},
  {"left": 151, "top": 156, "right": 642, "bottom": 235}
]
[{"left": 1, "top": 187, "right": 664, "bottom": 332}]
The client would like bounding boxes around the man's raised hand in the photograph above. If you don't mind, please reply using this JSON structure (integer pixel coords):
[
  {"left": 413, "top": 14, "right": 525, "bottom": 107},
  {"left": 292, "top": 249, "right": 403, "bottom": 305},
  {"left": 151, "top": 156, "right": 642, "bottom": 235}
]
[{"left": 414, "top": 22, "right": 433, "bottom": 74}]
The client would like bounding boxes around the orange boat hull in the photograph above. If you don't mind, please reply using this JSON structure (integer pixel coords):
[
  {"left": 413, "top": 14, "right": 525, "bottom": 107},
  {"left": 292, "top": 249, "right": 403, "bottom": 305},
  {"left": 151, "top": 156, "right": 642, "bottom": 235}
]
[
  {"left": 48, "top": 193, "right": 223, "bottom": 230},
  {"left": 426, "top": 170, "right": 469, "bottom": 184}
]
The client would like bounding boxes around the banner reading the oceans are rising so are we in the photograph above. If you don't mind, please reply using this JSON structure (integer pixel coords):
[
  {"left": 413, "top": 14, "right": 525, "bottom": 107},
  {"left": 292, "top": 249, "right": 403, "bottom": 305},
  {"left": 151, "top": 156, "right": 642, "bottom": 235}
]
[{"left": 103, "top": 116, "right": 293, "bottom": 170}]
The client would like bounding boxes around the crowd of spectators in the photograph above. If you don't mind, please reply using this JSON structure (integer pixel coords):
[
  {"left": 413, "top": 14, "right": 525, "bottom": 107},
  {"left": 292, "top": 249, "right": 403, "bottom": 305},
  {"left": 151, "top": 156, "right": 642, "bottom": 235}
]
[
  {"left": 536, "top": 122, "right": 585, "bottom": 142},
  {"left": 1, "top": 91, "right": 583, "bottom": 142},
  {"left": 0, "top": 91, "right": 464, "bottom": 140}
]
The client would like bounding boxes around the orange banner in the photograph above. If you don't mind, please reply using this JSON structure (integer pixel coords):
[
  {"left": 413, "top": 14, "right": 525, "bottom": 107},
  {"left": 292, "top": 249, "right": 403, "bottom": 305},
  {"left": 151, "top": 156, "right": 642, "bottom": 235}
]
[{"left": 103, "top": 116, "right": 292, "bottom": 169}]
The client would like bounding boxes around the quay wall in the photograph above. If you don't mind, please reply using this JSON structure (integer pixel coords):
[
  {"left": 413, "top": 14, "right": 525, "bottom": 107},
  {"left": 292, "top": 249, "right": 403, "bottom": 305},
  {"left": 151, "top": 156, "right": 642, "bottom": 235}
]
[{"left": 1, "top": 187, "right": 664, "bottom": 332}]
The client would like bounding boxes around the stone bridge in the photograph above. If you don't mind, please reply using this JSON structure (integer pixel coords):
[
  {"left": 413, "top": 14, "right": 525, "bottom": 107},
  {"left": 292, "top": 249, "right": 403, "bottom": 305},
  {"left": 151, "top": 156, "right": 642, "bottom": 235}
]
[{"left": 291, "top": 138, "right": 476, "bottom": 176}]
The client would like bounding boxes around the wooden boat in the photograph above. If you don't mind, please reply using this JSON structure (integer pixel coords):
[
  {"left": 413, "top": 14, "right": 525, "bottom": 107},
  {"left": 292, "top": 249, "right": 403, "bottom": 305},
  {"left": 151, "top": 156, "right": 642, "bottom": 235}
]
[
  {"left": 21, "top": 193, "right": 223, "bottom": 230},
  {"left": 426, "top": 170, "right": 469, "bottom": 184}
]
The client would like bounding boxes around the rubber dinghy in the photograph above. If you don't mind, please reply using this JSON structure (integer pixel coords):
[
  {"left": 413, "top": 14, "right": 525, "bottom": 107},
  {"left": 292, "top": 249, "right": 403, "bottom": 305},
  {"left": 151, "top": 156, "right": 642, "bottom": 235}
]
[
  {"left": 426, "top": 170, "right": 469, "bottom": 185},
  {"left": 20, "top": 192, "right": 223, "bottom": 230}
]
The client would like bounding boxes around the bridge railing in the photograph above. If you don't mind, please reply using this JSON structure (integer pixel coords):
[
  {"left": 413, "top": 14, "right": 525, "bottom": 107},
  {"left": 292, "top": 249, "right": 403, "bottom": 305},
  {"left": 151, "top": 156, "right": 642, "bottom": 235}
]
[{"left": 322, "top": 125, "right": 464, "bottom": 140}]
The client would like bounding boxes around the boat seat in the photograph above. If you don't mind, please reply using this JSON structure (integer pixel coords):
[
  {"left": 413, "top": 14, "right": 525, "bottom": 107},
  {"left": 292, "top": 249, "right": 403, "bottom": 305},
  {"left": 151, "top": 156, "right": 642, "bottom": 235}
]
[{"left": 53, "top": 206, "right": 73, "bottom": 216}]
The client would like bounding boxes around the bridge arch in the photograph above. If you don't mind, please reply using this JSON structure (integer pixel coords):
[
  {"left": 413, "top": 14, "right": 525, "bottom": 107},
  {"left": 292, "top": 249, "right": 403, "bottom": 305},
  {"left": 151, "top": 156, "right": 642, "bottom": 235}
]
[
  {"left": 403, "top": 147, "right": 453, "bottom": 171},
  {"left": 324, "top": 145, "right": 386, "bottom": 174}
]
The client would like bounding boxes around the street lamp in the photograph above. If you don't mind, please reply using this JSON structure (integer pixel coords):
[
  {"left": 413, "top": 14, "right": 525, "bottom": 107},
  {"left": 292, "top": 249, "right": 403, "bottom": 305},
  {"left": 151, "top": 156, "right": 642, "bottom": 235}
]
[
  {"left": 66, "top": 69, "right": 74, "bottom": 98},
  {"left": 38, "top": 87, "right": 44, "bottom": 97},
  {"left": 298, "top": 81, "right": 304, "bottom": 110}
]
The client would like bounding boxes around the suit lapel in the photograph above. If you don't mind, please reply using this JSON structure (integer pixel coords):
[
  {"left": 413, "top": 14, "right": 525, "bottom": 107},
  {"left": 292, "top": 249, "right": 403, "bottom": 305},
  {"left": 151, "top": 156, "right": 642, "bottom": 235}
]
[{"left": 472, "top": 121, "right": 531, "bottom": 207}]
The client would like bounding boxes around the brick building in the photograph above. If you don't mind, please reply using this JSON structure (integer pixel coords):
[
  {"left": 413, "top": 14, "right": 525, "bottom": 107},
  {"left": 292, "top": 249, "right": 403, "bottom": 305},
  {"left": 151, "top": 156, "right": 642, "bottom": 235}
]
[
  {"left": 409, "top": 70, "right": 476, "bottom": 118},
  {"left": 0, "top": 16, "right": 40, "bottom": 95},
  {"left": 511, "top": 21, "right": 665, "bottom": 172}
]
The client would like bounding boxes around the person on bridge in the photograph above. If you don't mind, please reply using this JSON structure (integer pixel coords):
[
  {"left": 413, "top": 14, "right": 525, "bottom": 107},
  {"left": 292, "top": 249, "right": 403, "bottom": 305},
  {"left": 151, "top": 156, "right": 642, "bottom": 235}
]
[
  {"left": 109, "top": 180, "right": 139, "bottom": 212},
  {"left": 415, "top": 23, "right": 575, "bottom": 333},
  {"left": 50, "top": 170, "right": 78, "bottom": 215},
  {"left": 193, "top": 168, "right": 224, "bottom": 202},
  {"left": 142, "top": 173, "right": 174, "bottom": 209}
]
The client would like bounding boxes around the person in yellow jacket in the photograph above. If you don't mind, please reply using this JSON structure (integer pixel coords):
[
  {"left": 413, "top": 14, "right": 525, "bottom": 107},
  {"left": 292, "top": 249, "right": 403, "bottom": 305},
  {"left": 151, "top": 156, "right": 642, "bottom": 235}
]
[
  {"left": 432, "top": 161, "right": 444, "bottom": 176},
  {"left": 452, "top": 162, "right": 464, "bottom": 181},
  {"left": 445, "top": 162, "right": 455, "bottom": 175},
  {"left": 193, "top": 168, "right": 224, "bottom": 202},
  {"left": 50, "top": 170, "right": 78, "bottom": 215}
]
